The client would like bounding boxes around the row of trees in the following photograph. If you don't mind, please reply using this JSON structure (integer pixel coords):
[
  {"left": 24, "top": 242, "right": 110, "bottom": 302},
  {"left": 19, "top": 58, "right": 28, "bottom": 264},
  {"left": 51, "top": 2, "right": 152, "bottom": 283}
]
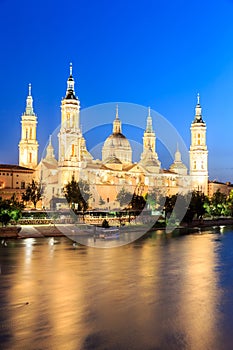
[
  {"left": 62, "top": 177, "right": 233, "bottom": 222},
  {"left": 115, "top": 187, "right": 233, "bottom": 223},
  {"left": 2, "top": 175, "right": 233, "bottom": 226}
]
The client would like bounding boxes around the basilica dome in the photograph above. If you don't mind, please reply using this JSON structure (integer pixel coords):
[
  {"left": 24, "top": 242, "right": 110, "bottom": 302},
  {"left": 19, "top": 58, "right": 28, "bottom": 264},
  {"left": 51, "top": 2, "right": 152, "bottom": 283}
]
[{"left": 102, "top": 107, "right": 132, "bottom": 164}]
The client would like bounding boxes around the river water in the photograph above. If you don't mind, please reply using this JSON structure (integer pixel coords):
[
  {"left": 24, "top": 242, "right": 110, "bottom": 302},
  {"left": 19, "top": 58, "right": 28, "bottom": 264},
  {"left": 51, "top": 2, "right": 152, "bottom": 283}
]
[{"left": 1, "top": 226, "right": 233, "bottom": 350}]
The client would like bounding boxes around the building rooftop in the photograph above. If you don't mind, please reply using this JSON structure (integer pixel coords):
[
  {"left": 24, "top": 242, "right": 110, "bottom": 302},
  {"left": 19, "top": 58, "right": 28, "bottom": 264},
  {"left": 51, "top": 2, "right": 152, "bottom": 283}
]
[{"left": 0, "top": 164, "right": 34, "bottom": 172}]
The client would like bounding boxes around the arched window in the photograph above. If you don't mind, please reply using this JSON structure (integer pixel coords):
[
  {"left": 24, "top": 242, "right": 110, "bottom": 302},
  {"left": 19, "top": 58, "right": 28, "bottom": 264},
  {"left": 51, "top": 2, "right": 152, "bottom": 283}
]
[
  {"left": 194, "top": 160, "right": 196, "bottom": 170},
  {"left": 29, "top": 128, "right": 32, "bottom": 139},
  {"left": 29, "top": 152, "right": 32, "bottom": 163},
  {"left": 25, "top": 128, "right": 28, "bottom": 139}
]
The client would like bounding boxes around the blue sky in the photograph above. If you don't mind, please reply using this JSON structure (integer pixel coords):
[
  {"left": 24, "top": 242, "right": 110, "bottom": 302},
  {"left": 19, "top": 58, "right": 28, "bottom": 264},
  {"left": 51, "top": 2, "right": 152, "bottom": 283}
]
[{"left": 0, "top": 0, "right": 233, "bottom": 182}]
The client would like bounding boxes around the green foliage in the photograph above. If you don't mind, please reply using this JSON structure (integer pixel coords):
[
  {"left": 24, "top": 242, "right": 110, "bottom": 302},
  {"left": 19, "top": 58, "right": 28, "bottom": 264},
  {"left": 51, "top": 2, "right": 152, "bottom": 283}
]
[
  {"left": 116, "top": 188, "right": 133, "bottom": 207},
  {"left": 204, "top": 189, "right": 232, "bottom": 217},
  {"left": 183, "top": 191, "right": 208, "bottom": 222},
  {"left": 22, "top": 180, "right": 42, "bottom": 208},
  {"left": 226, "top": 190, "right": 233, "bottom": 217},
  {"left": 0, "top": 195, "right": 24, "bottom": 226},
  {"left": 163, "top": 191, "right": 208, "bottom": 223},
  {"left": 145, "top": 188, "right": 164, "bottom": 211},
  {"left": 63, "top": 176, "right": 91, "bottom": 212}
]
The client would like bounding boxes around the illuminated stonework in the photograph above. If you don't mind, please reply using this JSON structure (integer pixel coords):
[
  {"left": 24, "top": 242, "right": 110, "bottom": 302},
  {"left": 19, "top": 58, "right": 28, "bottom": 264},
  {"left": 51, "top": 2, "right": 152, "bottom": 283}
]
[
  {"left": 189, "top": 94, "right": 208, "bottom": 194},
  {"left": 18, "top": 84, "right": 38, "bottom": 169},
  {"left": 31, "top": 66, "right": 208, "bottom": 209},
  {"left": 102, "top": 105, "right": 132, "bottom": 164}
]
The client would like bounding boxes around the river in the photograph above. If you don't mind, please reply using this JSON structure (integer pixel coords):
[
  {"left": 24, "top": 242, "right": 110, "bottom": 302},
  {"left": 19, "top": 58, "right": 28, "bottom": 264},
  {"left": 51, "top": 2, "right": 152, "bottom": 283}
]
[{"left": 1, "top": 226, "right": 233, "bottom": 349}]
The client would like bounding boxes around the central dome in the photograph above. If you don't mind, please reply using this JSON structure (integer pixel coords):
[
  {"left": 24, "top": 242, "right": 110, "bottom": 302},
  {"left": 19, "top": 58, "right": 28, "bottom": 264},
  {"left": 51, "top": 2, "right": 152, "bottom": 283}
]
[{"left": 102, "top": 106, "right": 132, "bottom": 164}]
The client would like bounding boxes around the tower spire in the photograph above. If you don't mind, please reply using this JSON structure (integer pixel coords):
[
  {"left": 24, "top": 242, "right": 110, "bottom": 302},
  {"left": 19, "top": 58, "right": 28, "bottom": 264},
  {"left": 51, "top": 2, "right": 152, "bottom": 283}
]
[
  {"left": 116, "top": 104, "right": 119, "bottom": 119},
  {"left": 25, "top": 83, "right": 35, "bottom": 116},
  {"left": 194, "top": 93, "right": 204, "bottom": 123},
  {"left": 146, "top": 106, "right": 153, "bottom": 133},
  {"left": 113, "top": 105, "right": 122, "bottom": 133},
  {"left": 65, "top": 62, "right": 77, "bottom": 99},
  {"left": 70, "top": 62, "right": 73, "bottom": 77},
  {"left": 45, "top": 135, "right": 55, "bottom": 160}
]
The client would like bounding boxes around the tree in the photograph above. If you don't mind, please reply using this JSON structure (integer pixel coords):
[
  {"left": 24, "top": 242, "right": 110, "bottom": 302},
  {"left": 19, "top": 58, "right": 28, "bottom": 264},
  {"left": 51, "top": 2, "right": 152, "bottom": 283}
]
[
  {"left": 163, "top": 194, "right": 177, "bottom": 219},
  {"left": 129, "top": 192, "right": 146, "bottom": 211},
  {"left": 0, "top": 195, "right": 24, "bottom": 226},
  {"left": 227, "top": 190, "right": 233, "bottom": 217},
  {"left": 63, "top": 176, "right": 91, "bottom": 211},
  {"left": 116, "top": 188, "right": 133, "bottom": 208},
  {"left": 22, "top": 180, "right": 42, "bottom": 208},
  {"left": 183, "top": 191, "right": 208, "bottom": 222},
  {"left": 145, "top": 188, "right": 164, "bottom": 211},
  {"left": 206, "top": 189, "right": 227, "bottom": 217}
]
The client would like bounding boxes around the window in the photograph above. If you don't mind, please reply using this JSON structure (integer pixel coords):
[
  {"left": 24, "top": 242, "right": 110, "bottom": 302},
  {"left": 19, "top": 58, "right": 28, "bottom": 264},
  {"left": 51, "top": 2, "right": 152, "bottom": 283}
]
[
  {"left": 25, "top": 128, "right": 28, "bottom": 139},
  {"left": 29, "top": 128, "right": 32, "bottom": 139},
  {"left": 67, "top": 113, "right": 70, "bottom": 127},
  {"left": 29, "top": 153, "right": 32, "bottom": 163},
  {"left": 107, "top": 197, "right": 109, "bottom": 203},
  {"left": 71, "top": 144, "right": 75, "bottom": 157},
  {"left": 21, "top": 181, "right": 25, "bottom": 189},
  {"left": 194, "top": 161, "right": 196, "bottom": 170}
]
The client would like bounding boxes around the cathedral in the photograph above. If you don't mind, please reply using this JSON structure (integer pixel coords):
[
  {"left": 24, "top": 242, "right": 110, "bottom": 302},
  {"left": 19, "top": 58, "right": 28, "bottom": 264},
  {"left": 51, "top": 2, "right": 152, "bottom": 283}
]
[{"left": 18, "top": 64, "right": 208, "bottom": 209}]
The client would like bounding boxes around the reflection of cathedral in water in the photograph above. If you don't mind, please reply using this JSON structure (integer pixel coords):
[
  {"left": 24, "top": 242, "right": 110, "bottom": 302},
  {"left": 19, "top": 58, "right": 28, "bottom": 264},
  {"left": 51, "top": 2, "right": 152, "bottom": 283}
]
[{"left": 18, "top": 65, "right": 208, "bottom": 209}]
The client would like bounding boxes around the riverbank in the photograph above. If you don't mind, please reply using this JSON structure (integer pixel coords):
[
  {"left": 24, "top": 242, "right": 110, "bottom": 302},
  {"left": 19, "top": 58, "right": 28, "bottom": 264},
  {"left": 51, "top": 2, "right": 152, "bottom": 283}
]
[
  {"left": 1, "top": 217, "right": 233, "bottom": 239},
  {"left": 182, "top": 218, "right": 233, "bottom": 228}
]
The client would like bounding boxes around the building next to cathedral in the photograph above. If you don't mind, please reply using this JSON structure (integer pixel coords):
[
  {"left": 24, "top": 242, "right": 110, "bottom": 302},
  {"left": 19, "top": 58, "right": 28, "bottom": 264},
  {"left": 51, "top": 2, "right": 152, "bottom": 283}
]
[{"left": 0, "top": 64, "right": 209, "bottom": 209}]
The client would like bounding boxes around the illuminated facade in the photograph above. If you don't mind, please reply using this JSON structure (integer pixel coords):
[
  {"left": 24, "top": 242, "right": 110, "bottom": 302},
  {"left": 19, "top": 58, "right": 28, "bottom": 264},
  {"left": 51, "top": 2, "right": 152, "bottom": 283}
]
[
  {"left": 0, "top": 164, "right": 34, "bottom": 200},
  {"left": 189, "top": 94, "right": 208, "bottom": 194},
  {"left": 19, "top": 84, "right": 38, "bottom": 169},
  {"left": 25, "top": 65, "right": 208, "bottom": 208}
]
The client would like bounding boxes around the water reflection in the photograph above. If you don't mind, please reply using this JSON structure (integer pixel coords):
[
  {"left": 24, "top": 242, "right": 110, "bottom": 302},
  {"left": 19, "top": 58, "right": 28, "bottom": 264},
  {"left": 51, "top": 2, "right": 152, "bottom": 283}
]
[{"left": 0, "top": 229, "right": 232, "bottom": 349}]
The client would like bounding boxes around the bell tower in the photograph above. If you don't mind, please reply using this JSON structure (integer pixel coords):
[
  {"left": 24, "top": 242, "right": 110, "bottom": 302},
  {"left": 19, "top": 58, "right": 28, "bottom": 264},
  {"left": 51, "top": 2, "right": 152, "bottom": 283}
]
[
  {"left": 18, "top": 84, "right": 38, "bottom": 169},
  {"left": 189, "top": 94, "right": 208, "bottom": 194},
  {"left": 58, "top": 63, "right": 82, "bottom": 186}
]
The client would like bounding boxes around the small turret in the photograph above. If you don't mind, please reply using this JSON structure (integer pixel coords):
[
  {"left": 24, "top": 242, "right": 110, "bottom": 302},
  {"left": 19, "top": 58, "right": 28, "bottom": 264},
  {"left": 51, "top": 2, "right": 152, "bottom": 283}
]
[{"left": 113, "top": 104, "right": 122, "bottom": 134}]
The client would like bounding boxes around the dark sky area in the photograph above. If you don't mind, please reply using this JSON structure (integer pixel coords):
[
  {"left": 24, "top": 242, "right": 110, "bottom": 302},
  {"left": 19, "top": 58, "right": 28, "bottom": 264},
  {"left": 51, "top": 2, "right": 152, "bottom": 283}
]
[{"left": 1, "top": 0, "right": 233, "bottom": 181}]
